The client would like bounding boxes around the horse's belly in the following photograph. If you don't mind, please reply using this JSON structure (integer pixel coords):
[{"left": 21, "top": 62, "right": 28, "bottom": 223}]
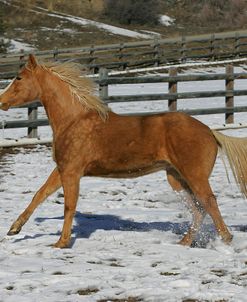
[{"left": 84, "top": 160, "right": 168, "bottom": 178}]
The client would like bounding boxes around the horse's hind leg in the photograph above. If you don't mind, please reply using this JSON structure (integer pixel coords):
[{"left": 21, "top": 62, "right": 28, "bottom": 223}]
[
  {"left": 179, "top": 203, "right": 205, "bottom": 246},
  {"left": 167, "top": 172, "right": 206, "bottom": 246},
  {"left": 189, "top": 178, "right": 233, "bottom": 244},
  {"left": 8, "top": 167, "right": 61, "bottom": 236}
]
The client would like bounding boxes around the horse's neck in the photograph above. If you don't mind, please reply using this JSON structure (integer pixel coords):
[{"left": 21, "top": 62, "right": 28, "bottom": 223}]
[{"left": 38, "top": 69, "right": 85, "bottom": 136}]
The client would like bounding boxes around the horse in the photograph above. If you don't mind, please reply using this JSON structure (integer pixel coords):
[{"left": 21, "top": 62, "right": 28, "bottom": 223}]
[{"left": 1, "top": 54, "right": 247, "bottom": 248}]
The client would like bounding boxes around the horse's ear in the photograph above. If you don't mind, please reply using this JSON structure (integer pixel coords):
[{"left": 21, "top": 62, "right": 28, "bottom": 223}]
[{"left": 27, "top": 54, "right": 38, "bottom": 70}]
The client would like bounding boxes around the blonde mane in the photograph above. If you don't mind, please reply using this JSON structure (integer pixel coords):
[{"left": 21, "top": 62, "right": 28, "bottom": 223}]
[{"left": 40, "top": 61, "right": 110, "bottom": 120}]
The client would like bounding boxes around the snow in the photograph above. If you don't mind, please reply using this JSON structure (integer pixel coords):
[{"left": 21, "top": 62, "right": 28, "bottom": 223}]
[
  {"left": 45, "top": 11, "right": 152, "bottom": 39},
  {"left": 0, "top": 38, "right": 35, "bottom": 53},
  {"left": 1, "top": 144, "right": 247, "bottom": 301},
  {"left": 1, "top": 67, "right": 247, "bottom": 301},
  {"left": 160, "top": 15, "right": 175, "bottom": 26},
  {"left": 7, "top": 39, "right": 36, "bottom": 53}
]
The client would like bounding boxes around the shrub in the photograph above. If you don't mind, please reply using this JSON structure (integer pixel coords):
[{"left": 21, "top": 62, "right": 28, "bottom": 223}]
[
  {"left": 104, "top": 0, "right": 161, "bottom": 25},
  {"left": 197, "top": 0, "right": 247, "bottom": 28}
]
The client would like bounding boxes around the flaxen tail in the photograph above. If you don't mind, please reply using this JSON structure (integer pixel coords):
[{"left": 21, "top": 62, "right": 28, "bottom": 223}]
[{"left": 212, "top": 130, "right": 247, "bottom": 198}]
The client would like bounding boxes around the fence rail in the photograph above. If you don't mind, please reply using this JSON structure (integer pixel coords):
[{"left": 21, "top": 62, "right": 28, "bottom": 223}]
[
  {"left": 1, "top": 30, "right": 247, "bottom": 77},
  {"left": 0, "top": 64, "right": 247, "bottom": 140}
]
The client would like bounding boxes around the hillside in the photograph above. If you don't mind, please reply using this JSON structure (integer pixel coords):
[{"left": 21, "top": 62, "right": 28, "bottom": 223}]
[{"left": 1, "top": 0, "right": 247, "bottom": 52}]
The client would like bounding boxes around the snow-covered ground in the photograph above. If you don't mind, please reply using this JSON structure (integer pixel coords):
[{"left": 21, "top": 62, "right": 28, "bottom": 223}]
[
  {"left": 0, "top": 67, "right": 247, "bottom": 301},
  {"left": 43, "top": 8, "right": 152, "bottom": 39},
  {"left": 7, "top": 39, "right": 36, "bottom": 53}
]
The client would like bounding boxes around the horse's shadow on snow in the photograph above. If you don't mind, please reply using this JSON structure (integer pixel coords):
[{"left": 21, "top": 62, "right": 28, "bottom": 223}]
[
  {"left": 11, "top": 212, "right": 247, "bottom": 248},
  {"left": 21, "top": 211, "right": 221, "bottom": 248}
]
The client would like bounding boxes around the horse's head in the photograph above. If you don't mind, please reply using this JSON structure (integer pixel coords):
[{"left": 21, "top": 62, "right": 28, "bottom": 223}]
[{"left": 0, "top": 54, "right": 41, "bottom": 111}]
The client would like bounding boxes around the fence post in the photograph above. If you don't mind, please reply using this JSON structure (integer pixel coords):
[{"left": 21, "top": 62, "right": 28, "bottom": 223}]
[
  {"left": 168, "top": 67, "right": 177, "bottom": 111},
  {"left": 28, "top": 105, "right": 38, "bottom": 138},
  {"left": 225, "top": 64, "right": 234, "bottom": 124},
  {"left": 210, "top": 34, "right": 215, "bottom": 60},
  {"left": 99, "top": 68, "right": 109, "bottom": 102},
  {"left": 19, "top": 49, "right": 25, "bottom": 68},
  {"left": 118, "top": 43, "right": 126, "bottom": 70},
  {"left": 234, "top": 32, "right": 240, "bottom": 58},
  {"left": 181, "top": 36, "right": 186, "bottom": 63},
  {"left": 53, "top": 47, "right": 58, "bottom": 61},
  {"left": 89, "top": 45, "right": 96, "bottom": 73},
  {"left": 118, "top": 43, "right": 123, "bottom": 61},
  {"left": 153, "top": 38, "right": 160, "bottom": 66}
]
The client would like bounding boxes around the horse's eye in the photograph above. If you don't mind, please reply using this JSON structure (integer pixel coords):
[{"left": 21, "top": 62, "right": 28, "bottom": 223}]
[{"left": 16, "top": 76, "right": 22, "bottom": 80}]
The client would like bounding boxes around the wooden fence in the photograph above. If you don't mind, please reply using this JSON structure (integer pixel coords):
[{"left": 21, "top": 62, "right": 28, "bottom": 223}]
[
  {"left": 98, "top": 65, "right": 247, "bottom": 124},
  {"left": 1, "top": 30, "right": 247, "bottom": 77},
  {"left": 1, "top": 64, "right": 247, "bottom": 139}
]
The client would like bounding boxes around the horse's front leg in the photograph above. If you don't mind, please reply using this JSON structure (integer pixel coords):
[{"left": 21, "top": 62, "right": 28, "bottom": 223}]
[
  {"left": 53, "top": 172, "right": 80, "bottom": 248},
  {"left": 8, "top": 168, "right": 61, "bottom": 236}
]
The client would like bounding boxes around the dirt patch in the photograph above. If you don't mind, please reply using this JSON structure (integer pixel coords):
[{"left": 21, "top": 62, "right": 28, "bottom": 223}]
[
  {"left": 0, "top": 147, "right": 19, "bottom": 158},
  {"left": 77, "top": 288, "right": 99, "bottom": 295},
  {"left": 98, "top": 298, "right": 142, "bottom": 302}
]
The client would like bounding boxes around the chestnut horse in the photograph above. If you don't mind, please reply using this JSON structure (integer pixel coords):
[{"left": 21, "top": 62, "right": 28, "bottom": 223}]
[{"left": 1, "top": 54, "right": 247, "bottom": 248}]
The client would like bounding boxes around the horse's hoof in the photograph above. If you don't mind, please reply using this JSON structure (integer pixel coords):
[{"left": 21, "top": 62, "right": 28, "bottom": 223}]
[
  {"left": 178, "top": 236, "right": 192, "bottom": 247},
  {"left": 7, "top": 228, "right": 21, "bottom": 236},
  {"left": 222, "top": 233, "right": 233, "bottom": 245},
  {"left": 52, "top": 240, "right": 70, "bottom": 249},
  {"left": 7, "top": 222, "right": 22, "bottom": 236}
]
